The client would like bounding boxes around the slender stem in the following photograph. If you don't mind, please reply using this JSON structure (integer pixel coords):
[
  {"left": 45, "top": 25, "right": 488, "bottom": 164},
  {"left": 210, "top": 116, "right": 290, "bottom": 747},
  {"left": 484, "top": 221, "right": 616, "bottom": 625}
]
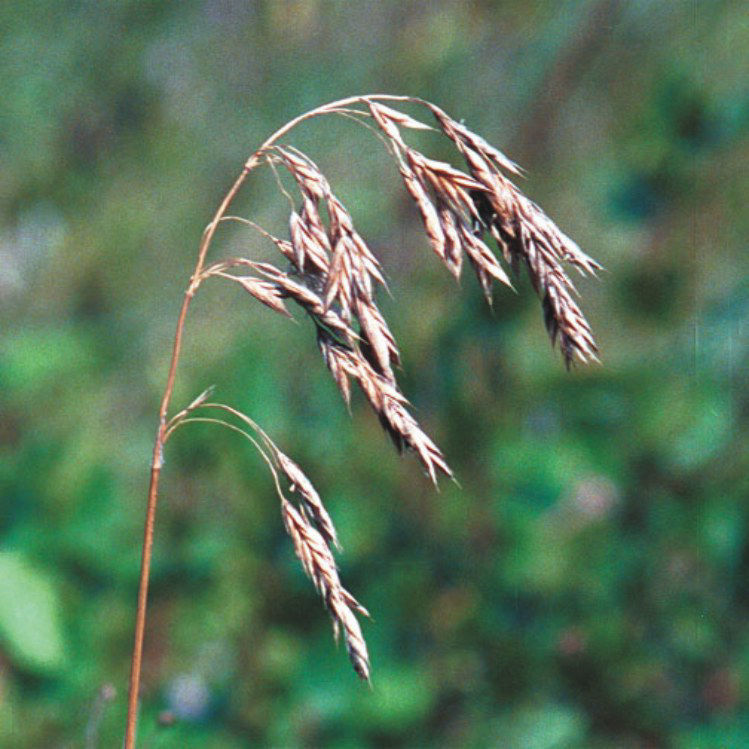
[
  {"left": 124, "top": 94, "right": 420, "bottom": 747},
  {"left": 124, "top": 165, "right": 252, "bottom": 749}
]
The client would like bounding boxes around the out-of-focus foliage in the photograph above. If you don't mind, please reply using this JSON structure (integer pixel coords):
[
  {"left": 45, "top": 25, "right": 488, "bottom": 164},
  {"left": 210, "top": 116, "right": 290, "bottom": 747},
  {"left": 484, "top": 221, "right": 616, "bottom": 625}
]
[{"left": 1, "top": 1, "right": 746, "bottom": 746}]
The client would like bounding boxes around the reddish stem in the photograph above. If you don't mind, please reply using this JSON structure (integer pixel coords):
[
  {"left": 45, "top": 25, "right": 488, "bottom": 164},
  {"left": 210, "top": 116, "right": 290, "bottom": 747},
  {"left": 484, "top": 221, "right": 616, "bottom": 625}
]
[{"left": 124, "top": 165, "right": 250, "bottom": 749}]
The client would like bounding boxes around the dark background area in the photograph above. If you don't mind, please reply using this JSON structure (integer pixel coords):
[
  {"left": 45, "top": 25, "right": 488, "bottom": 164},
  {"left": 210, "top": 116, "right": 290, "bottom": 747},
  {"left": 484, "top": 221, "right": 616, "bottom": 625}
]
[{"left": 1, "top": 1, "right": 747, "bottom": 746}]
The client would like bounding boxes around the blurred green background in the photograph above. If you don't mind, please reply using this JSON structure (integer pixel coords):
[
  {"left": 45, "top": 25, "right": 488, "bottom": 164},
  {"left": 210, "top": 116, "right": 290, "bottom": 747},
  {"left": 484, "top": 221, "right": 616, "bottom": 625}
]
[{"left": 1, "top": 1, "right": 747, "bottom": 747}]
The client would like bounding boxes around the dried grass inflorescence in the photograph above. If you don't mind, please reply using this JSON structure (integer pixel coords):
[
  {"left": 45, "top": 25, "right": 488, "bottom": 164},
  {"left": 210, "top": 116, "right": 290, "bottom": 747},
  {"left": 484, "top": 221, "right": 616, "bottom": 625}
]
[{"left": 157, "top": 95, "right": 601, "bottom": 685}]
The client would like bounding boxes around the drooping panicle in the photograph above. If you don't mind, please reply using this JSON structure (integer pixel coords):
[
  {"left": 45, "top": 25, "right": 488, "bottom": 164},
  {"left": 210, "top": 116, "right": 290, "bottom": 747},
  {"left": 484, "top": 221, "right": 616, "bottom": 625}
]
[
  {"left": 367, "top": 96, "right": 600, "bottom": 366},
  {"left": 147, "top": 94, "right": 602, "bottom": 698},
  {"left": 280, "top": 497, "right": 370, "bottom": 680}
]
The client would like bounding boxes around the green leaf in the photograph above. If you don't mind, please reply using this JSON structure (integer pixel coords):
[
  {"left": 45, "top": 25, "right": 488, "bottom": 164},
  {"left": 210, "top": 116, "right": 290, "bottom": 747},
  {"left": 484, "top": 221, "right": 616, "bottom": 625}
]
[{"left": 0, "top": 552, "right": 67, "bottom": 675}]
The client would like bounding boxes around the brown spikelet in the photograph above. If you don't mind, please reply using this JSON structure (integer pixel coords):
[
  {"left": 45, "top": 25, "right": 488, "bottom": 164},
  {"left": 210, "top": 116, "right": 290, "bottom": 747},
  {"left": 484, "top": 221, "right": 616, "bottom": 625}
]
[
  {"left": 368, "top": 101, "right": 408, "bottom": 146},
  {"left": 437, "top": 200, "right": 464, "bottom": 278},
  {"left": 426, "top": 102, "right": 524, "bottom": 176},
  {"left": 250, "top": 262, "right": 358, "bottom": 347},
  {"left": 407, "top": 149, "right": 486, "bottom": 193},
  {"left": 399, "top": 163, "right": 447, "bottom": 263},
  {"left": 280, "top": 498, "right": 370, "bottom": 680},
  {"left": 325, "top": 236, "right": 359, "bottom": 317},
  {"left": 316, "top": 330, "right": 452, "bottom": 484},
  {"left": 273, "top": 146, "right": 331, "bottom": 203},
  {"left": 289, "top": 209, "right": 329, "bottom": 274},
  {"left": 324, "top": 196, "right": 386, "bottom": 317},
  {"left": 259, "top": 232, "right": 297, "bottom": 265},
  {"left": 275, "top": 451, "right": 340, "bottom": 550},
  {"left": 235, "top": 276, "right": 293, "bottom": 318},
  {"left": 300, "top": 198, "right": 333, "bottom": 262},
  {"left": 368, "top": 101, "right": 433, "bottom": 136},
  {"left": 317, "top": 328, "right": 353, "bottom": 406},
  {"left": 354, "top": 296, "right": 400, "bottom": 383},
  {"left": 458, "top": 222, "right": 513, "bottom": 303}
]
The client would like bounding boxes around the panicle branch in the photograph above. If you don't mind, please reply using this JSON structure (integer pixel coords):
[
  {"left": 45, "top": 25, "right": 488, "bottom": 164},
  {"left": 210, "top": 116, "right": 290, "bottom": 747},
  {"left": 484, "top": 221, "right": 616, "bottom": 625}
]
[{"left": 168, "top": 399, "right": 370, "bottom": 680}]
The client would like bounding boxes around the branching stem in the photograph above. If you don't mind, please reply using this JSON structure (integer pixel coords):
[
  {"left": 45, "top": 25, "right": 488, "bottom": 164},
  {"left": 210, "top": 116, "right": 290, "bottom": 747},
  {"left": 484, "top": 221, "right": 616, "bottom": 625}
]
[
  {"left": 124, "top": 91, "right": 599, "bottom": 745},
  {"left": 124, "top": 94, "right": 409, "bottom": 749}
]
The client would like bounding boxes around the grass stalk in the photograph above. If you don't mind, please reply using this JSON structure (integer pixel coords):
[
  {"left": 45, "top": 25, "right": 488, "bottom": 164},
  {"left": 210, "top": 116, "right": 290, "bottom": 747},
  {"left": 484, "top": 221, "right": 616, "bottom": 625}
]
[{"left": 124, "top": 95, "right": 600, "bottom": 746}]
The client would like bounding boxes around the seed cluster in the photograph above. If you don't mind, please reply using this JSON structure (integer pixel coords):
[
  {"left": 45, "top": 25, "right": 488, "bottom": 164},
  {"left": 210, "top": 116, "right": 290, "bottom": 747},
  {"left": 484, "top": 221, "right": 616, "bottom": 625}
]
[{"left": 205, "top": 97, "right": 600, "bottom": 680}]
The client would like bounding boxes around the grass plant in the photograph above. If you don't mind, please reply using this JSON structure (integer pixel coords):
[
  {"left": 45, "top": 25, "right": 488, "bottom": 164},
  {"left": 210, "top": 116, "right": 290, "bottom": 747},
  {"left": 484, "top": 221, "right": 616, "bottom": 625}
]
[{"left": 124, "top": 94, "right": 600, "bottom": 747}]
